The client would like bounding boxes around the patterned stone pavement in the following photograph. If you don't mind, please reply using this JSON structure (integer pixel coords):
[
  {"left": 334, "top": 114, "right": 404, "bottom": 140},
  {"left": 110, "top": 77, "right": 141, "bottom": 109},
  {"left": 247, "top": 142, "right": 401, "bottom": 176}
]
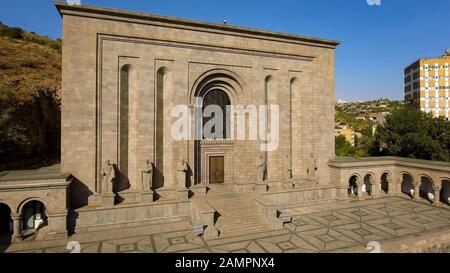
[{"left": 5, "top": 197, "right": 450, "bottom": 253}]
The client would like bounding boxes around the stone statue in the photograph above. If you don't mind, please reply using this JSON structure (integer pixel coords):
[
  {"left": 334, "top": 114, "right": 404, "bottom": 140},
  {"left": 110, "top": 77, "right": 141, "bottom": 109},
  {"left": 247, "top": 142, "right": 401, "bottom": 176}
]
[
  {"left": 284, "top": 154, "right": 292, "bottom": 181},
  {"left": 257, "top": 154, "right": 266, "bottom": 182},
  {"left": 142, "top": 160, "right": 154, "bottom": 191},
  {"left": 306, "top": 153, "right": 317, "bottom": 181},
  {"left": 177, "top": 159, "right": 188, "bottom": 188},
  {"left": 100, "top": 160, "right": 115, "bottom": 194},
  {"left": 427, "top": 192, "right": 435, "bottom": 201}
]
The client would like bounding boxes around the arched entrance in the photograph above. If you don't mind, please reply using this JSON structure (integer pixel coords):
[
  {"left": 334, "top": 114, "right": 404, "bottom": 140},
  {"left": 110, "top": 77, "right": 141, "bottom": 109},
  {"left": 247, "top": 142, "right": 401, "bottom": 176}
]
[
  {"left": 363, "top": 174, "right": 374, "bottom": 196},
  {"left": 419, "top": 176, "right": 435, "bottom": 202},
  {"left": 380, "top": 173, "right": 390, "bottom": 194},
  {"left": 21, "top": 201, "right": 46, "bottom": 232},
  {"left": 0, "top": 203, "right": 12, "bottom": 243},
  {"left": 201, "top": 90, "right": 231, "bottom": 185},
  {"left": 192, "top": 71, "right": 242, "bottom": 186},
  {"left": 401, "top": 173, "right": 414, "bottom": 198},
  {"left": 348, "top": 175, "right": 359, "bottom": 197}
]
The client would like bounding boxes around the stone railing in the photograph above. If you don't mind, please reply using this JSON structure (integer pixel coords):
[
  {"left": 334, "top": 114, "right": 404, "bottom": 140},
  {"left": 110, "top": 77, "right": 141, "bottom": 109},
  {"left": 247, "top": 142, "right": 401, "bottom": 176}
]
[{"left": 329, "top": 156, "right": 450, "bottom": 206}]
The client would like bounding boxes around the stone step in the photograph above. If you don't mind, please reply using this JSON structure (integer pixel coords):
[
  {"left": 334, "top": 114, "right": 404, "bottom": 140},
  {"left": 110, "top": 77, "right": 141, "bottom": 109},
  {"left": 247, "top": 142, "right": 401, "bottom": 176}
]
[
  {"left": 217, "top": 223, "right": 271, "bottom": 230},
  {"left": 219, "top": 224, "right": 271, "bottom": 230},
  {"left": 218, "top": 225, "right": 272, "bottom": 236},
  {"left": 206, "top": 192, "right": 273, "bottom": 238},
  {"left": 217, "top": 216, "right": 268, "bottom": 222}
]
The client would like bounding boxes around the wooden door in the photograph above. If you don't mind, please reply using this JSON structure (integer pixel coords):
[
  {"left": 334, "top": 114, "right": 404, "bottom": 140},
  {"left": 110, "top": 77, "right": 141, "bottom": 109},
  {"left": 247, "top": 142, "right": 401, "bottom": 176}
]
[{"left": 209, "top": 156, "right": 224, "bottom": 184}]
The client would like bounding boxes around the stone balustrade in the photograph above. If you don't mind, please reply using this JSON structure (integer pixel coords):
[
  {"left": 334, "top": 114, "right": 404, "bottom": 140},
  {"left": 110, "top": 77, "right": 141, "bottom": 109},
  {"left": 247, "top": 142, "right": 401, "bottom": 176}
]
[{"left": 329, "top": 156, "right": 450, "bottom": 206}]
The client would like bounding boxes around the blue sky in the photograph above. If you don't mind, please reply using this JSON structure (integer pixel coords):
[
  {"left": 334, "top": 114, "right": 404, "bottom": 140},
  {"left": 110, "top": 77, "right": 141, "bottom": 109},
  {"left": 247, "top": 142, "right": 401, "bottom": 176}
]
[{"left": 1, "top": 0, "right": 449, "bottom": 101}]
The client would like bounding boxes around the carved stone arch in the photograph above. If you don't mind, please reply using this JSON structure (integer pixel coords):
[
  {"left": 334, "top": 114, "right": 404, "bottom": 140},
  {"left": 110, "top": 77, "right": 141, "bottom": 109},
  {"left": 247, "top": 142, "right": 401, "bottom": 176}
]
[
  {"left": 0, "top": 200, "right": 13, "bottom": 213},
  {"left": 379, "top": 170, "right": 393, "bottom": 194},
  {"left": 189, "top": 69, "right": 246, "bottom": 105},
  {"left": 200, "top": 83, "right": 236, "bottom": 106},
  {"left": 400, "top": 171, "right": 415, "bottom": 184},
  {"left": 363, "top": 172, "right": 376, "bottom": 184},
  {"left": 418, "top": 174, "right": 436, "bottom": 188},
  {"left": 0, "top": 201, "right": 12, "bottom": 239},
  {"left": 349, "top": 173, "right": 362, "bottom": 186},
  {"left": 440, "top": 177, "right": 450, "bottom": 205},
  {"left": 363, "top": 172, "right": 376, "bottom": 194},
  {"left": 379, "top": 170, "right": 393, "bottom": 182},
  {"left": 17, "top": 197, "right": 48, "bottom": 215},
  {"left": 400, "top": 171, "right": 415, "bottom": 197},
  {"left": 347, "top": 173, "right": 361, "bottom": 197},
  {"left": 438, "top": 177, "right": 450, "bottom": 187}
]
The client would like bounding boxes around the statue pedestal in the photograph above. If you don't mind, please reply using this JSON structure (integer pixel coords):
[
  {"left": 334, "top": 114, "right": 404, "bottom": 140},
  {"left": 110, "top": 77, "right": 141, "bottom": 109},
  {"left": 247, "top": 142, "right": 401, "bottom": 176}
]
[
  {"left": 101, "top": 193, "right": 115, "bottom": 208},
  {"left": 88, "top": 194, "right": 102, "bottom": 207},
  {"left": 204, "top": 225, "right": 220, "bottom": 240},
  {"left": 269, "top": 181, "right": 283, "bottom": 191},
  {"left": 282, "top": 180, "right": 294, "bottom": 190},
  {"left": 177, "top": 188, "right": 190, "bottom": 201},
  {"left": 255, "top": 182, "right": 268, "bottom": 193},
  {"left": 141, "top": 190, "right": 154, "bottom": 203},
  {"left": 156, "top": 187, "right": 178, "bottom": 200},
  {"left": 191, "top": 184, "right": 208, "bottom": 197}
]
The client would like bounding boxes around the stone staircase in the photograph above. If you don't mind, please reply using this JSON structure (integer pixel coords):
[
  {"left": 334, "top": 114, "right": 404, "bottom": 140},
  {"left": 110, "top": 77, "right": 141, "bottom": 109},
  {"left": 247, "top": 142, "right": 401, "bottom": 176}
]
[
  {"left": 205, "top": 188, "right": 273, "bottom": 238},
  {"left": 207, "top": 184, "right": 236, "bottom": 196}
]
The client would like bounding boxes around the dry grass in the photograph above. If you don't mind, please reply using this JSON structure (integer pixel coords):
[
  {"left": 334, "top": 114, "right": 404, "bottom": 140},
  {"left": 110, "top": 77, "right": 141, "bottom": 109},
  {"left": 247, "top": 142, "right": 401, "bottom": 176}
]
[{"left": 0, "top": 34, "right": 61, "bottom": 104}]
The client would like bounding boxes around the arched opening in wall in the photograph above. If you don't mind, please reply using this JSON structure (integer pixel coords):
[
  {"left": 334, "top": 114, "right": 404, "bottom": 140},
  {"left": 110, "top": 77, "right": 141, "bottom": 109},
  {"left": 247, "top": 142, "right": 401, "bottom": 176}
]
[
  {"left": 119, "top": 64, "right": 131, "bottom": 177},
  {"left": 380, "top": 173, "right": 390, "bottom": 194},
  {"left": 21, "top": 201, "right": 47, "bottom": 238},
  {"left": 363, "top": 174, "right": 374, "bottom": 196},
  {"left": 348, "top": 175, "right": 359, "bottom": 197},
  {"left": 192, "top": 71, "right": 242, "bottom": 185},
  {"left": 263, "top": 75, "right": 272, "bottom": 178},
  {"left": 401, "top": 173, "right": 414, "bottom": 198},
  {"left": 419, "top": 176, "right": 435, "bottom": 202},
  {"left": 0, "top": 203, "right": 12, "bottom": 243},
  {"left": 114, "top": 64, "right": 132, "bottom": 203},
  {"left": 289, "top": 78, "right": 296, "bottom": 164},
  {"left": 441, "top": 180, "right": 450, "bottom": 205},
  {"left": 202, "top": 90, "right": 231, "bottom": 140},
  {"left": 154, "top": 67, "right": 167, "bottom": 190}
]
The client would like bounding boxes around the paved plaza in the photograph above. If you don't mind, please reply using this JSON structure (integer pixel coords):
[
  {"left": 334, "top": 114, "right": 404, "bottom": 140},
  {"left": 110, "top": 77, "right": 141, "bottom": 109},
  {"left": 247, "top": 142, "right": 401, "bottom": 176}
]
[{"left": 2, "top": 197, "right": 450, "bottom": 253}]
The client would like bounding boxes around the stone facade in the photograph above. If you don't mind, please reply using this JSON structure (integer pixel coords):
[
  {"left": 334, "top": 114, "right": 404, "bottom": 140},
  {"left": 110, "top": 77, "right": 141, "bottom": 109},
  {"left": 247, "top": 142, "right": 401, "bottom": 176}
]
[{"left": 56, "top": 3, "right": 338, "bottom": 208}]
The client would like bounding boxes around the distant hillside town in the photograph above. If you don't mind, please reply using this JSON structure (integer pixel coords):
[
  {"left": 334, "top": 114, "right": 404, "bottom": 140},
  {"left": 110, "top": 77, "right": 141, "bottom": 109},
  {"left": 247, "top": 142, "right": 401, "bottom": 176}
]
[{"left": 335, "top": 99, "right": 403, "bottom": 147}]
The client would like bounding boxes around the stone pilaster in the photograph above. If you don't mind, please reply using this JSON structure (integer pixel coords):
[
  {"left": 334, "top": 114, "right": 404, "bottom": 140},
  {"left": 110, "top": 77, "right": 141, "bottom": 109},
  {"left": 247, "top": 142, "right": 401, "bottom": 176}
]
[
  {"left": 357, "top": 183, "right": 363, "bottom": 200},
  {"left": 433, "top": 187, "right": 441, "bottom": 206},
  {"left": 11, "top": 215, "right": 22, "bottom": 242},
  {"left": 141, "top": 190, "right": 154, "bottom": 203}
]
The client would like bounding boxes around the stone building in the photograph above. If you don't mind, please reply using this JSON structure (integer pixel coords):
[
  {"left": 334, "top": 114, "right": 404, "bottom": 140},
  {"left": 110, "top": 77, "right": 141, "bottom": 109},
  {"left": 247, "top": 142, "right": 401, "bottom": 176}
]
[
  {"left": 56, "top": 2, "right": 338, "bottom": 233},
  {"left": 0, "top": 3, "right": 449, "bottom": 244}
]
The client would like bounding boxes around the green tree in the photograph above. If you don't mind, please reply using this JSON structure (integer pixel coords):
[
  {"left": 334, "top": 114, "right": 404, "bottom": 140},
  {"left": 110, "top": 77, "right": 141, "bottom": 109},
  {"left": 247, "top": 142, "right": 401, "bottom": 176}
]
[
  {"left": 335, "top": 134, "right": 369, "bottom": 158},
  {"left": 374, "top": 106, "right": 450, "bottom": 162},
  {"left": 335, "top": 135, "right": 353, "bottom": 156}
]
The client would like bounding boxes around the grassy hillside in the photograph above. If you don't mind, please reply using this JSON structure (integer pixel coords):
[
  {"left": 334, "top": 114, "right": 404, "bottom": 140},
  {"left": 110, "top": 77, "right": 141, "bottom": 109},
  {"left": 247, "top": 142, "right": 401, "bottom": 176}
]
[{"left": 0, "top": 22, "right": 61, "bottom": 169}]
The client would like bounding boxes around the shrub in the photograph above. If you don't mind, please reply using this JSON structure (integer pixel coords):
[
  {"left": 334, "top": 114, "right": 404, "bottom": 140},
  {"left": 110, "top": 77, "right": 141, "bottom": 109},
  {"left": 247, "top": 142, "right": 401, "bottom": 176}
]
[
  {"left": 0, "top": 27, "right": 24, "bottom": 39},
  {"left": 19, "top": 59, "right": 39, "bottom": 68}
]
